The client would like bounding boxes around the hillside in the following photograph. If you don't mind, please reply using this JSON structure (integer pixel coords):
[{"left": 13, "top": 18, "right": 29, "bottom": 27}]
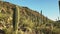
[{"left": 0, "top": 1, "right": 60, "bottom": 34}]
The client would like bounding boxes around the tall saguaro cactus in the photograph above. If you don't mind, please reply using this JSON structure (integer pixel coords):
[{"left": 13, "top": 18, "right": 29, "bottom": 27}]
[
  {"left": 41, "top": 10, "right": 42, "bottom": 23},
  {"left": 13, "top": 6, "right": 19, "bottom": 34},
  {"left": 59, "top": 0, "right": 60, "bottom": 14},
  {"left": 59, "top": 0, "right": 60, "bottom": 20}
]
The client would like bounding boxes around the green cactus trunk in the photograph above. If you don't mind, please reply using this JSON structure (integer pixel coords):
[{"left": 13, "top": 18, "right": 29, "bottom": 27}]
[
  {"left": 41, "top": 10, "right": 42, "bottom": 23},
  {"left": 13, "top": 6, "right": 19, "bottom": 34}
]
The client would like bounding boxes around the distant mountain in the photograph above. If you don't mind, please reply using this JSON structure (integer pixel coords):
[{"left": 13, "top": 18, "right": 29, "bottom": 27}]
[
  {"left": 0, "top": 1, "right": 60, "bottom": 34},
  {"left": 0, "top": 1, "right": 53, "bottom": 23},
  {"left": 56, "top": 20, "right": 60, "bottom": 22}
]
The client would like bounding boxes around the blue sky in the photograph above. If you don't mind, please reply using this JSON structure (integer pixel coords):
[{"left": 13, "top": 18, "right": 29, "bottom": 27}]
[{"left": 4, "top": 0, "right": 59, "bottom": 21}]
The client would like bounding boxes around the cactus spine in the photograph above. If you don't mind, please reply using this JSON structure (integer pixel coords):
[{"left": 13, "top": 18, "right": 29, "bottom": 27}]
[{"left": 13, "top": 6, "right": 19, "bottom": 34}]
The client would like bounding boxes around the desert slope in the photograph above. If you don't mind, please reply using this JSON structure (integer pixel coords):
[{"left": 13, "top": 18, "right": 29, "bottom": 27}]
[{"left": 0, "top": 1, "right": 60, "bottom": 34}]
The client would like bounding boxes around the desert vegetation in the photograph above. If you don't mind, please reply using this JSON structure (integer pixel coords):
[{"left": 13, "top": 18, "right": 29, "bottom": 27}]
[{"left": 0, "top": 1, "right": 60, "bottom": 34}]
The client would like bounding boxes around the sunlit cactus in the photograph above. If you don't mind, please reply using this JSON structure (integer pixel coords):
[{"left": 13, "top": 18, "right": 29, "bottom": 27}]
[
  {"left": 41, "top": 10, "right": 42, "bottom": 23},
  {"left": 13, "top": 6, "right": 19, "bottom": 34}
]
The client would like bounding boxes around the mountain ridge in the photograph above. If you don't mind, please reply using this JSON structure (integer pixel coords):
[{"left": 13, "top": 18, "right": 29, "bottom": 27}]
[
  {"left": 0, "top": 1, "right": 59, "bottom": 34},
  {"left": 0, "top": 1, "right": 53, "bottom": 22}
]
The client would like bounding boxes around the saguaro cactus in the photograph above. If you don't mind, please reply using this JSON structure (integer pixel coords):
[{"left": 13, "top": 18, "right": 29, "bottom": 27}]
[
  {"left": 13, "top": 6, "right": 19, "bottom": 34},
  {"left": 59, "top": 0, "right": 60, "bottom": 18},
  {"left": 41, "top": 10, "right": 42, "bottom": 23},
  {"left": 58, "top": 0, "right": 60, "bottom": 21}
]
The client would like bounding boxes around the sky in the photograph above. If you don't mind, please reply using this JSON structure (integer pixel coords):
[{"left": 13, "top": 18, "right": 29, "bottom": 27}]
[{"left": 4, "top": 0, "right": 59, "bottom": 21}]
